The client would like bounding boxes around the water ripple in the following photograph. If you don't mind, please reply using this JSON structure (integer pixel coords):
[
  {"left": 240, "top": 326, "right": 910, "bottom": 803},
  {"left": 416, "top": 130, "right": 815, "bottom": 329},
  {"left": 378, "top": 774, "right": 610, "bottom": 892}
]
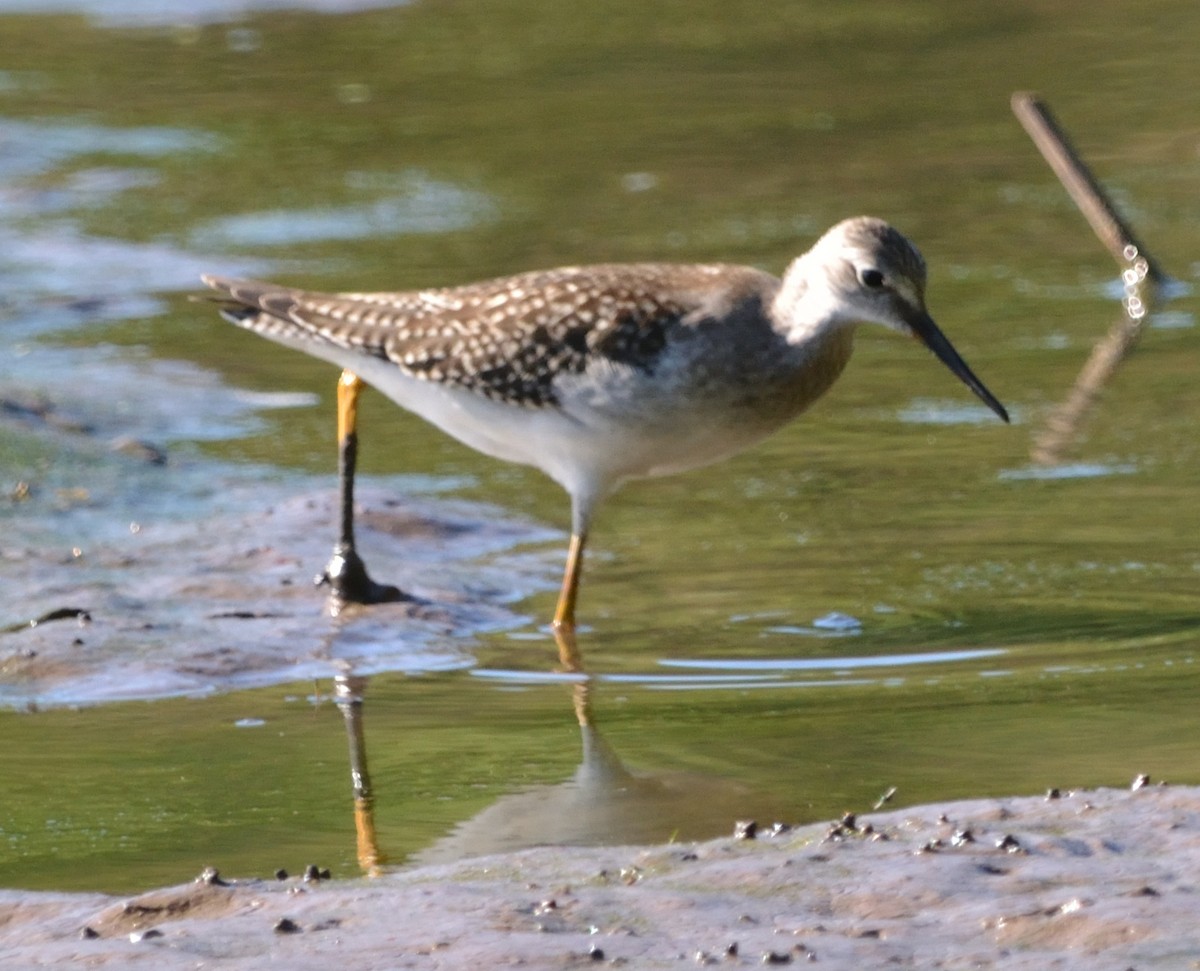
[{"left": 660, "top": 648, "right": 1006, "bottom": 673}]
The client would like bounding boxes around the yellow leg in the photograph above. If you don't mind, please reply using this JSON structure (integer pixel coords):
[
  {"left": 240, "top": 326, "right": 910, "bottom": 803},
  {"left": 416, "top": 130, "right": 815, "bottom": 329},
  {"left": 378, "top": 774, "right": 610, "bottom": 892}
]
[
  {"left": 552, "top": 535, "right": 586, "bottom": 682},
  {"left": 552, "top": 532, "right": 587, "bottom": 633},
  {"left": 337, "top": 370, "right": 363, "bottom": 449},
  {"left": 336, "top": 370, "right": 364, "bottom": 550},
  {"left": 553, "top": 623, "right": 583, "bottom": 672},
  {"left": 319, "top": 369, "right": 406, "bottom": 608}
]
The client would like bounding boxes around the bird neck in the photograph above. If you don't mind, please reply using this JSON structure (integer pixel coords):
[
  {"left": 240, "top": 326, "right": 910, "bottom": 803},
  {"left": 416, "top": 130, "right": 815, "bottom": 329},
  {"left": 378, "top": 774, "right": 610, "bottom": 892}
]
[{"left": 772, "top": 253, "right": 850, "bottom": 346}]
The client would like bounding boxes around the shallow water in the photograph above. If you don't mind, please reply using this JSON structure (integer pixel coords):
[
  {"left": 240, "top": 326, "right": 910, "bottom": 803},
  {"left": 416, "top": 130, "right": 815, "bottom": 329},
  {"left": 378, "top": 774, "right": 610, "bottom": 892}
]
[{"left": 1, "top": 0, "right": 1199, "bottom": 894}]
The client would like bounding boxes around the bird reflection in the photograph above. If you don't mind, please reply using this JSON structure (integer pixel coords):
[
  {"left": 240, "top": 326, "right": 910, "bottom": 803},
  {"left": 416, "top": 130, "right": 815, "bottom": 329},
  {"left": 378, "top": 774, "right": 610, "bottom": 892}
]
[
  {"left": 333, "top": 629, "right": 765, "bottom": 874},
  {"left": 333, "top": 672, "right": 386, "bottom": 875}
]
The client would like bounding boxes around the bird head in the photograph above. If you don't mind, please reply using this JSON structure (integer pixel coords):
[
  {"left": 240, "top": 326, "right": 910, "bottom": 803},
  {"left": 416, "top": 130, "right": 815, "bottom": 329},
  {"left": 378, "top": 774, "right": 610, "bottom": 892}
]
[{"left": 804, "top": 217, "right": 1009, "bottom": 423}]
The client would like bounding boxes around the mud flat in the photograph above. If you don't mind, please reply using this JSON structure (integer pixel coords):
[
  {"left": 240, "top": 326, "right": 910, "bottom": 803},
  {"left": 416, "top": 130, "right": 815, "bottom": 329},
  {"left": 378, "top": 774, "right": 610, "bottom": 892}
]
[
  {"left": 2, "top": 783, "right": 1196, "bottom": 969},
  {"left": 1, "top": 481, "right": 555, "bottom": 709}
]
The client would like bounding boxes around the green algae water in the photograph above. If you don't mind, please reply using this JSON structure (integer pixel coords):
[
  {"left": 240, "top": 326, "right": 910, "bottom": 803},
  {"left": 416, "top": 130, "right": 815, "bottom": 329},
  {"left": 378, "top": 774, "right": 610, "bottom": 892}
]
[{"left": 1, "top": 0, "right": 1198, "bottom": 894}]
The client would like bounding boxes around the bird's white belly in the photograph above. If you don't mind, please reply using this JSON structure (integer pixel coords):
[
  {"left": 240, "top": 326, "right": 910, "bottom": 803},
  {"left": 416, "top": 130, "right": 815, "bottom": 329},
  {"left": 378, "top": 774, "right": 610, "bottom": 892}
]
[{"left": 321, "top": 348, "right": 781, "bottom": 500}]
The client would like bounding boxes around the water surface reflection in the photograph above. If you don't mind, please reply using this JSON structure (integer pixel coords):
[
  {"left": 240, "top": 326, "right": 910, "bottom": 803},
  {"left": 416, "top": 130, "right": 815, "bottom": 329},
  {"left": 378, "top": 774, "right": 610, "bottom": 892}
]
[{"left": 334, "top": 656, "right": 773, "bottom": 874}]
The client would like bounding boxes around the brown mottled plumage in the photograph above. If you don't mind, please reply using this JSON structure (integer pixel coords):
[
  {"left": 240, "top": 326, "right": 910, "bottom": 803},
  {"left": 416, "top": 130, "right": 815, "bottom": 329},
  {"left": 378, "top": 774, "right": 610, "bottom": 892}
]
[
  {"left": 203, "top": 216, "right": 1007, "bottom": 630},
  {"left": 206, "top": 262, "right": 782, "bottom": 407}
]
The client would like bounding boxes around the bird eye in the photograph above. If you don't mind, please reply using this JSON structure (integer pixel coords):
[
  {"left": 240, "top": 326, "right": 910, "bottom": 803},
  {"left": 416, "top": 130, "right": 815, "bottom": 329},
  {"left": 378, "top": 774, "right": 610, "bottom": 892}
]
[{"left": 859, "top": 268, "right": 885, "bottom": 289}]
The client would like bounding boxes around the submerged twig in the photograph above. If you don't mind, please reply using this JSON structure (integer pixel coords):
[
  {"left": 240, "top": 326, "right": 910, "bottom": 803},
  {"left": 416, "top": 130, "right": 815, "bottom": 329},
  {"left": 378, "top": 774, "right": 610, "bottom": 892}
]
[
  {"left": 1012, "top": 94, "right": 1166, "bottom": 284},
  {"left": 1010, "top": 92, "right": 1168, "bottom": 465}
]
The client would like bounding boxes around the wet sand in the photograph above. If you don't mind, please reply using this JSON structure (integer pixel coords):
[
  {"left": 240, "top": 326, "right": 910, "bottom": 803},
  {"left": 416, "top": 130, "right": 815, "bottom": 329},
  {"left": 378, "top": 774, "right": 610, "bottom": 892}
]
[
  {"left": 3, "top": 783, "right": 1196, "bottom": 969},
  {"left": 2, "top": 480, "right": 556, "bottom": 709}
]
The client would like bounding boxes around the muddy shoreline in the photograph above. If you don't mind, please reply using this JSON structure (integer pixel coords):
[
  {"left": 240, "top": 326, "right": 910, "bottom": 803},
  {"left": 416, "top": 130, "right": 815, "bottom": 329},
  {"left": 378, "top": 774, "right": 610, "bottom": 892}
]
[
  {"left": 3, "top": 783, "right": 1196, "bottom": 969},
  {"left": 1, "top": 479, "right": 556, "bottom": 709}
]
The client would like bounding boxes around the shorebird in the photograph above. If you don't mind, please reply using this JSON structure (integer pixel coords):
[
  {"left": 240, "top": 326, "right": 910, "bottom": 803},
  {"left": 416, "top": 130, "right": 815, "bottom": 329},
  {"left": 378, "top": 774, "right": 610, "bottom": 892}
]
[{"left": 203, "top": 216, "right": 1008, "bottom": 633}]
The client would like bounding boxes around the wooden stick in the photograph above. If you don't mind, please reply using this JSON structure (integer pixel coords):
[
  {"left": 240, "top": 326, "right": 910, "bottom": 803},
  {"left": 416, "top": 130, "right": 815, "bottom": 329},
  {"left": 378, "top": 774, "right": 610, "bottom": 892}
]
[
  {"left": 1011, "top": 92, "right": 1166, "bottom": 465},
  {"left": 1011, "top": 93, "right": 1166, "bottom": 284}
]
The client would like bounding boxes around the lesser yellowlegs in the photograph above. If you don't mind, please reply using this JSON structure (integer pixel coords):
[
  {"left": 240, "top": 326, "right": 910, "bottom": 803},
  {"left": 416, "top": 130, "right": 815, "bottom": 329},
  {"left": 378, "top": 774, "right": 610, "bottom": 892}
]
[{"left": 203, "top": 216, "right": 1008, "bottom": 631}]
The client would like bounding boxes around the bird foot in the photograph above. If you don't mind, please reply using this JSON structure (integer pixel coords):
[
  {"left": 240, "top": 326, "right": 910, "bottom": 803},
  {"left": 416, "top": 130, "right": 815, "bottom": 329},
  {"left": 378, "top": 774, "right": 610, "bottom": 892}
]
[
  {"left": 316, "top": 543, "right": 411, "bottom": 609},
  {"left": 551, "top": 622, "right": 583, "bottom": 672}
]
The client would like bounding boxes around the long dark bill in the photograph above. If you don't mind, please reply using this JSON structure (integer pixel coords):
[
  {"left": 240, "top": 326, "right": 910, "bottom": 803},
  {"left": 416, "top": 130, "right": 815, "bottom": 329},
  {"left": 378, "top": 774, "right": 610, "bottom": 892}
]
[{"left": 905, "top": 308, "right": 1010, "bottom": 423}]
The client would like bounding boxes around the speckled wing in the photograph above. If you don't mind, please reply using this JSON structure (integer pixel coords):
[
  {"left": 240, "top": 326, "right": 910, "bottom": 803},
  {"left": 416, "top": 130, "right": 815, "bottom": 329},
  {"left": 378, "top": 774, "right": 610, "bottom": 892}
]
[{"left": 202, "top": 265, "right": 754, "bottom": 407}]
